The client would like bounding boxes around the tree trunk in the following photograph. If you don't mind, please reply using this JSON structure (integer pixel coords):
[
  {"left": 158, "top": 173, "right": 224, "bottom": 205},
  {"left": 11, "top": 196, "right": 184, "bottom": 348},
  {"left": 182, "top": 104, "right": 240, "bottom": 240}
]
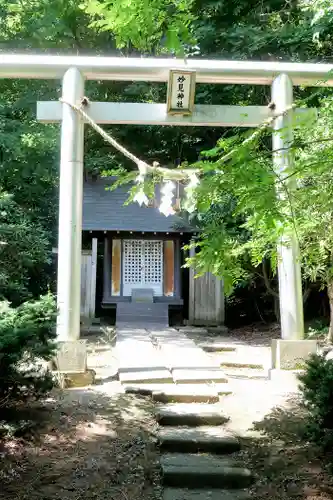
[
  {"left": 327, "top": 279, "right": 333, "bottom": 343},
  {"left": 274, "top": 295, "right": 280, "bottom": 323}
]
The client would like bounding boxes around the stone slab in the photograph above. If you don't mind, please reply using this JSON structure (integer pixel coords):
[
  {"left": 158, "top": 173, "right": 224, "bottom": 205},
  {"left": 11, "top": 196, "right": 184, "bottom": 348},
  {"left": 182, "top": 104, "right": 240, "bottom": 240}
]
[
  {"left": 163, "top": 488, "right": 249, "bottom": 500},
  {"left": 119, "top": 369, "right": 173, "bottom": 384},
  {"left": 150, "top": 328, "right": 220, "bottom": 370},
  {"left": 156, "top": 404, "right": 229, "bottom": 427},
  {"left": 152, "top": 385, "right": 219, "bottom": 404},
  {"left": 271, "top": 339, "right": 318, "bottom": 370},
  {"left": 172, "top": 368, "right": 228, "bottom": 384},
  {"left": 125, "top": 383, "right": 230, "bottom": 398},
  {"left": 116, "top": 328, "right": 167, "bottom": 372},
  {"left": 224, "top": 367, "right": 268, "bottom": 380},
  {"left": 124, "top": 384, "right": 219, "bottom": 402},
  {"left": 178, "top": 327, "right": 209, "bottom": 335},
  {"left": 131, "top": 288, "right": 154, "bottom": 302},
  {"left": 161, "top": 454, "right": 253, "bottom": 488},
  {"left": 158, "top": 427, "right": 240, "bottom": 453},
  {"left": 124, "top": 386, "right": 154, "bottom": 396},
  {"left": 54, "top": 340, "right": 87, "bottom": 373},
  {"left": 199, "top": 343, "right": 237, "bottom": 353},
  {"left": 218, "top": 353, "right": 265, "bottom": 370},
  {"left": 207, "top": 326, "right": 229, "bottom": 334}
]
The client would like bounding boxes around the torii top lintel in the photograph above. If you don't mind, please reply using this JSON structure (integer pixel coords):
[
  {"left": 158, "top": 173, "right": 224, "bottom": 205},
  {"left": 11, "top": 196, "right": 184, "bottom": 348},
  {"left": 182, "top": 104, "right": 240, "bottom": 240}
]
[{"left": 1, "top": 54, "right": 333, "bottom": 86}]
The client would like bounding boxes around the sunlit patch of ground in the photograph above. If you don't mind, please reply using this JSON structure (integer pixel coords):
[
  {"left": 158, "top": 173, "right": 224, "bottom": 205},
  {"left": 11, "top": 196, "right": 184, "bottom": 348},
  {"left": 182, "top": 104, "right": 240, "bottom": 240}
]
[
  {"left": 1, "top": 326, "right": 333, "bottom": 500},
  {"left": 0, "top": 386, "right": 161, "bottom": 500}
]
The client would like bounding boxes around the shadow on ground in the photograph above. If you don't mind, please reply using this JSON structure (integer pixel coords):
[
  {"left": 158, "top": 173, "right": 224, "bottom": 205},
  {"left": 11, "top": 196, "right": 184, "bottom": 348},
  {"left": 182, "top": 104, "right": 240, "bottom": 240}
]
[
  {"left": 0, "top": 387, "right": 161, "bottom": 500},
  {"left": 237, "top": 395, "right": 333, "bottom": 499},
  {"left": 1, "top": 380, "right": 333, "bottom": 499}
]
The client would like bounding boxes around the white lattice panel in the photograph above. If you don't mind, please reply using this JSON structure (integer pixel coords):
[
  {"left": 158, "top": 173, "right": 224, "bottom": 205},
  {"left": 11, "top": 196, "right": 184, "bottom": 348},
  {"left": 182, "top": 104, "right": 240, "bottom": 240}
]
[
  {"left": 122, "top": 240, "right": 163, "bottom": 296},
  {"left": 123, "top": 240, "right": 142, "bottom": 284},
  {"left": 143, "top": 241, "right": 163, "bottom": 284}
]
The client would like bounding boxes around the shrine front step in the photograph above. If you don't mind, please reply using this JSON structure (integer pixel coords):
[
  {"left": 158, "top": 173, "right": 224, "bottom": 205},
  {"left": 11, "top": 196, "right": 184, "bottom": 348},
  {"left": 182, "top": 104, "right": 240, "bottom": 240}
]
[{"left": 116, "top": 302, "right": 169, "bottom": 328}]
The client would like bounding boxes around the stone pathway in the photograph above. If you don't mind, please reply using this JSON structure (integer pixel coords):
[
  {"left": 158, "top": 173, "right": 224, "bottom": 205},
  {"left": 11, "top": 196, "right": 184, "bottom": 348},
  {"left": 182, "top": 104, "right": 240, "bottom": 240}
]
[
  {"left": 194, "top": 334, "right": 271, "bottom": 381},
  {"left": 156, "top": 399, "right": 253, "bottom": 499},
  {"left": 85, "top": 325, "right": 311, "bottom": 500},
  {"left": 114, "top": 326, "right": 256, "bottom": 499},
  {"left": 116, "top": 326, "right": 228, "bottom": 387}
]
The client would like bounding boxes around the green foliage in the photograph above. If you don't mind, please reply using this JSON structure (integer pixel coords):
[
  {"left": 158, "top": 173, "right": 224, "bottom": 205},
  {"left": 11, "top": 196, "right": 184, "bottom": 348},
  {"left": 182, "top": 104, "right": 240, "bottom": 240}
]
[
  {"left": 179, "top": 95, "right": 333, "bottom": 302},
  {"left": 306, "top": 317, "right": 329, "bottom": 339},
  {"left": 299, "top": 353, "right": 333, "bottom": 449},
  {"left": 0, "top": 294, "right": 57, "bottom": 403},
  {"left": 1, "top": 0, "right": 333, "bottom": 325},
  {"left": 301, "top": 0, "right": 333, "bottom": 50},
  {"left": 0, "top": 190, "right": 51, "bottom": 305},
  {"left": 82, "top": 0, "right": 196, "bottom": 54}
]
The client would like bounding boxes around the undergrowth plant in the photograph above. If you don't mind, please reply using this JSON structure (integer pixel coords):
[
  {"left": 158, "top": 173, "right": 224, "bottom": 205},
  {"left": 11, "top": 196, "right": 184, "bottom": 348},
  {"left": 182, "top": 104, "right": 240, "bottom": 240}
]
[
  {"left": 0, "top": 293, "right": 57, "bottom": 405},
  {"left": 299, "top": 353, "right": 333, "bottom": 450}
]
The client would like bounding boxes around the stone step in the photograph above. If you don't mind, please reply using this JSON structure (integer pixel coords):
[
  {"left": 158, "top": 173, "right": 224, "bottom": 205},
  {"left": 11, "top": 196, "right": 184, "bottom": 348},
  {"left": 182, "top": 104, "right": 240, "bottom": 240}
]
[
  {"left": 153, "top": 387, "right": 219, "bottom": 404},
  {"left": 218, "top": 353, "right": 265, "bottom": 370},
  {"left": 207, "top": 326, "right": 229, "bottom": 335},
  {"left": 131, "top": 288, "right": 154, "bottom": 302},
  {"left": 156, "top": 404, "right": 229, "bottom": 427},
  {"left": 172, "top": 368, "right": 228, "bottom": 384},
  {"left": 117, "top": 315, "right": 169, "bottom": 322},
  {"left": 158, "top": 427, "right": 240, "bottom": 454},
  {"left": 177, "top": 327, "right": 209, "bottom": 335},
  {"left": 119, "top": 369, "right": 173, "bottom": 384},
  {"left": 199, "top": 343, "right": 237, "bottom": 353},
  {"left": 151, "top": 330, "right": 221, "bottom": 371},
  {"left": 164, "top": 488, "right": 249, "bottom": 500},
  {"left": 117, "top": 322, "right": 169, "bottom": 329},
  {"left": 116, "top": 329, "right": 167, "bottom": 372},
  {"left": 224, "top": 367, "right": 268, "bottom": 380},
  {"left": 124, "top": 384, "right": 220, "bottom": 403},
  {"left": 161, "top": 454, "right": 253, "bottom": 489},
  {"left": 117, "top": 308, "right": 169, "bottom": 314},
  {"left": 117, "top": 302, "right": 169, "bottom": 310}
]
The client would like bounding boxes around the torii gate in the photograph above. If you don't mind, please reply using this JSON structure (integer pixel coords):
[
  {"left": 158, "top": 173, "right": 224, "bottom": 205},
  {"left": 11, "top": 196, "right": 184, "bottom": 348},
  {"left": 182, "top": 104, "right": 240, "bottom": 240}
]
[{"left": 1, "top": 55, "right": 329, "bottom": 350}]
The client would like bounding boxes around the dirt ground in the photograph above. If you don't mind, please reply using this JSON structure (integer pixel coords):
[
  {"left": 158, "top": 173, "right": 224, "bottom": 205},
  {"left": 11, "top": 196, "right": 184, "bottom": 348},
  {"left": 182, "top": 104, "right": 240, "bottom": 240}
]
[
  {"left": 1, "top": 325, "right": 333, "bottom": 500},
  {"left": 0, "top": 385, "right": 162, "bottom": 500},
  {"left": 224, "top": 382, "right": 333, "bottom": 499}
]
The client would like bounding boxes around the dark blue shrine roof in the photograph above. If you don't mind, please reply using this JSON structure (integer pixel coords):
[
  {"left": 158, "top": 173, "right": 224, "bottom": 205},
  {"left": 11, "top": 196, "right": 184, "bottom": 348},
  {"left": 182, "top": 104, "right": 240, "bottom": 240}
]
[{"left": 82, "top": 177, "right": 192, "bottom": 233}]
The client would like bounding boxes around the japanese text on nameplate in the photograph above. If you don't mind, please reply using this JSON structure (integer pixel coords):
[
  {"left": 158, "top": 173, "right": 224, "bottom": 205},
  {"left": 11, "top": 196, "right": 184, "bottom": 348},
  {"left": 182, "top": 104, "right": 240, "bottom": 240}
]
[{"left": 167, "top": 70, "right": 196, "bottom": 115}]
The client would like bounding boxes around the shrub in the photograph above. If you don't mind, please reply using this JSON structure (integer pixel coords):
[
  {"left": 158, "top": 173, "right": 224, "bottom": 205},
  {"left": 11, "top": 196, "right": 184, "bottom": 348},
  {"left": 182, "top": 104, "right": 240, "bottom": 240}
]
[
  {"left": 0, "top": 190, "right": 51, "bottom": 306},
  {"left": 299, "top": 353, "right": 333, "bottom": 449},
  {"left": 0, "top": 293, "right": 57, "bottom": 404}
]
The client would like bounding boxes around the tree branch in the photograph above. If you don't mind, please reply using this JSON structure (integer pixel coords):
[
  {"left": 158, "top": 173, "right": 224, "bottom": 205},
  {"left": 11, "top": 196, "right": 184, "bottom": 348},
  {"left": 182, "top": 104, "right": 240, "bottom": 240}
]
[{"left": 261, "top": 260, "right": 279, "bottom": 298}]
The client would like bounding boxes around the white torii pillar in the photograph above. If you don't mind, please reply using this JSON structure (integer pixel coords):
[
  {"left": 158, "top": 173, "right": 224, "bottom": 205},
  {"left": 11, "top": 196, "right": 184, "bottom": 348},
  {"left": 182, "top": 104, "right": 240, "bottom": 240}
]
[
  {"left": 272, "top": 74, "right": 304, "bottom": 340},
  {"left": 37, "top": 69, "right": 310, "bottom": 342},
  {"left": 56, "top": 67, "right": 85, "bottom": 341},
  {"left": 39, "top": 92, "right": 308, "bottom": 341}
]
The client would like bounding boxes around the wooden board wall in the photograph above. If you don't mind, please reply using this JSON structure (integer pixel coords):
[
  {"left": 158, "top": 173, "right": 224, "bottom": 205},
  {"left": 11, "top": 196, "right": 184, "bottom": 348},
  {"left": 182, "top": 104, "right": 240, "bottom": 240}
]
[
  {"left": 80, "top": 238, "right": 98, "bottom": 318},
  {"left": 188, "top": 246, "right": 224, "bottom": 326},
  {"left": 164, "top": 240, "right": 174, "bottom": 296},
  {"left": 111, "top": 239, "right": 121, "bottom": 296}
]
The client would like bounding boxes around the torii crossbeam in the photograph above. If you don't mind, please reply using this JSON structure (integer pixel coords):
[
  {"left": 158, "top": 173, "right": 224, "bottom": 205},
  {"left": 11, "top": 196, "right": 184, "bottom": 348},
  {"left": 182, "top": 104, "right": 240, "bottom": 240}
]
[{"left": 1, "top": 54, "right": 328, "bottom": 347}]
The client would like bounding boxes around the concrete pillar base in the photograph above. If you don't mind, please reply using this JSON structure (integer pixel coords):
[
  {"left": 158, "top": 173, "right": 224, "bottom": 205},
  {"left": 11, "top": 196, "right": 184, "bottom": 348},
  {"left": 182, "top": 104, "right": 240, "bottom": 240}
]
[
  {"left": 54, "top": 340, "right": 87, "bottom": 372},
  {"left": 271, "top": 339, "right": 318, "bottom": 370},
  {"left": 53, "top": 369, "right": 96, "bottom": 388}
]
